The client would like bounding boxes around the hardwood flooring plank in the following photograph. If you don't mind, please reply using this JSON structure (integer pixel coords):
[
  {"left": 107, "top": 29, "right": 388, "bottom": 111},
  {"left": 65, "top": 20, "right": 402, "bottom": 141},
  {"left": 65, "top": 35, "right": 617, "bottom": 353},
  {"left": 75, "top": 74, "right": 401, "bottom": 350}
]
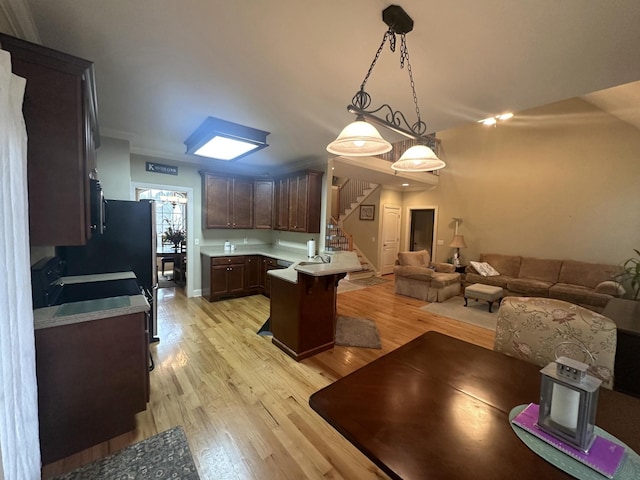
[{"left": 41, "top": 275, "right": 494, "bottom": 479}]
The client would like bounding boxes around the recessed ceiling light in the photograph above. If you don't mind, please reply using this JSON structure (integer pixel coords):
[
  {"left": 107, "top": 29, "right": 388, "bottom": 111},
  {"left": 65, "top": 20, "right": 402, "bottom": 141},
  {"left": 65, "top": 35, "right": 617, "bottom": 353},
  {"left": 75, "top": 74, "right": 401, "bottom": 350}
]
[
  {"left": 479, "top": 113, "right": 514, "bottom": 126},
  {"left": 402, "top": 183, "right": 410, "bottom": 187}
]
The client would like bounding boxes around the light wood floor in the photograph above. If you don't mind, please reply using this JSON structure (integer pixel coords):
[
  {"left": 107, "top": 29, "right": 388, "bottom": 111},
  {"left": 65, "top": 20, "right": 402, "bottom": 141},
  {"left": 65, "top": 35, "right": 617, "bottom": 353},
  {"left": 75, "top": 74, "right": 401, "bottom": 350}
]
[{"left": 41, "top": 276, "right": 495, "bottom": 479}]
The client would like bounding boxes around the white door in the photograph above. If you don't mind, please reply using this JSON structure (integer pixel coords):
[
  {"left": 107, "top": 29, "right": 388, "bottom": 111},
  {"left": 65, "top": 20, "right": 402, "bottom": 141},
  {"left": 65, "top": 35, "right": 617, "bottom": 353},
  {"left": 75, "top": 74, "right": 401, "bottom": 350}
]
[{"left": 380, "top": 205, "right": 401, "bottom": 275}]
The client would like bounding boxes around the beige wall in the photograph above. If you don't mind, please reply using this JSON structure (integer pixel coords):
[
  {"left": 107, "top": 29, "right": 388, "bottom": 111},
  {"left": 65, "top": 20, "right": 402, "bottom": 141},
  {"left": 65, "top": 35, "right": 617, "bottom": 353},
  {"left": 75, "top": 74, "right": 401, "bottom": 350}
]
[
  {"left": 402, "top": 97, "right": 640, "bottom": 266},
  {"left": 343, "top": 187, "right": 382, "bottom": 269},
  {"left": 97, "top": 137, "right": 131, "bottom": 200}
]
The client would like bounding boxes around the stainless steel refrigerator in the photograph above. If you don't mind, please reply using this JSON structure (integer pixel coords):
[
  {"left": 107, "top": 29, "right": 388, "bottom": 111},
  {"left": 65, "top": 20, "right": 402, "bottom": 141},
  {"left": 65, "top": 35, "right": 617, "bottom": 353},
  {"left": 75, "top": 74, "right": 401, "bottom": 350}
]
[{"left": 59, "top": 199, "right": 159, "bottom": 342}]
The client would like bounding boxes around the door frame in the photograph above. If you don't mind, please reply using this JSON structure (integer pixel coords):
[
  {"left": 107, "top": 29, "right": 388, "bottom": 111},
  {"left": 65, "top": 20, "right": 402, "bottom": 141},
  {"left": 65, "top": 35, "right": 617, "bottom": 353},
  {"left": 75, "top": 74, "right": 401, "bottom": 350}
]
[
  {"left": 378, "top": 203, "right": 402, "bottom": 275},
  {"left": 131, "top": 181, "right": 196, "bottom": 298},
  {"left": 404, "top": 205, "right": 439, "bottom": 260}
]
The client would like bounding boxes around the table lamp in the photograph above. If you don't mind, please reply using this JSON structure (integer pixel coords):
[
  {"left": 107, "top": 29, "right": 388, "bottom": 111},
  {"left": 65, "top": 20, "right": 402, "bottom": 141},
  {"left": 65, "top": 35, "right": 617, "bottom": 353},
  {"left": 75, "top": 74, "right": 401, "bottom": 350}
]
[
  {"left": 538, "top": 356, "right": 601, "bottom": 452},
  {"left": 450, "top": 235, "right": 467, "bottom": 267}
]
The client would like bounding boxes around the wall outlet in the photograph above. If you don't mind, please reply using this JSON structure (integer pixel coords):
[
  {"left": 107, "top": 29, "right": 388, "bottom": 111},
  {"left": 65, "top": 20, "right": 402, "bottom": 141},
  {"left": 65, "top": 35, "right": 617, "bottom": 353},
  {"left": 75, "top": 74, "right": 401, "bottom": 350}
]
[
  {"left": 243, "top": 237, "right": 248, "bottom": 244},
  {"left": 194, "top": 238, "right": 200, "bottom": 245},
  {"left": 437, "top": 239, "right": 444, "bottom": 246},
  {"left": 372, "top": 236, "right": 376, "bottom": 242}
]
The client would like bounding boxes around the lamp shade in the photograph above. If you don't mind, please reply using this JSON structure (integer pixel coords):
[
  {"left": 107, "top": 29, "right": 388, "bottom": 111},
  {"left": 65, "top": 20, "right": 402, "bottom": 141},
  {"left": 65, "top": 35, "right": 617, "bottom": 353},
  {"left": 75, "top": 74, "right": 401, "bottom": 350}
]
[
  {"left": 327, "top": 120, "right": 392, "bottom": 156},
  {"left": 450, "top": 235, "right": 467, "bottom": 249},
  {"left": 390, "top": 144, "right": 446, "bottom": 172}
]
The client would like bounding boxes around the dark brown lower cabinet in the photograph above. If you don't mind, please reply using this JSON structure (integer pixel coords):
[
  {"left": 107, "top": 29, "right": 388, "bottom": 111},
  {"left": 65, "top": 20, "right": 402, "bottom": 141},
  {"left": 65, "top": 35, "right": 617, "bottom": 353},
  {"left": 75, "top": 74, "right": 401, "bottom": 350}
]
[
  {"left": 245, "top": 255, "right": 262, "bottom": 293},
  {"left": 35, "top": 312, "right": 148, "bottom": 464},
  {"left": 210, "top": 257, "right": 245, "bottom": 300},
  {"left": 202, "top": 255, "right": 285, "bottom": 301},
  {"left": 270, "top": 272, "right": 344, "bottom": 361}
]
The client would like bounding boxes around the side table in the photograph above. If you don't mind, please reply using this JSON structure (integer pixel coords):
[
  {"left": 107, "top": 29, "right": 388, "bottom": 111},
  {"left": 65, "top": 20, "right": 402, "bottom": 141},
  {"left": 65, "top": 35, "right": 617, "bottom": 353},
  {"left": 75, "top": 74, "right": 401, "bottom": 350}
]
[{"left": 603, "top": 298, "right": 640, "bottom": 398}]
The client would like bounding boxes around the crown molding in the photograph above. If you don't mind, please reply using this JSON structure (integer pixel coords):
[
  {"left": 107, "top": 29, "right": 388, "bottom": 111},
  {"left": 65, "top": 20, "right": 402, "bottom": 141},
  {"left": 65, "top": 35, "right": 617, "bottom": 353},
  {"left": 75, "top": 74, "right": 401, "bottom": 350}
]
[{"left": 0, "top": 0, "right": 40, "bottom": 43}]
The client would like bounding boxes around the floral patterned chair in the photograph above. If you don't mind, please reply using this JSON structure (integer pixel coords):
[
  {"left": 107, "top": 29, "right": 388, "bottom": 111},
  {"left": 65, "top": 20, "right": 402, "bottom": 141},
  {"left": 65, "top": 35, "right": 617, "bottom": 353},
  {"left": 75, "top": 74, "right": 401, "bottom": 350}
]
[{"left": 493, "top": 296, "right": 617, "bottom": 389}]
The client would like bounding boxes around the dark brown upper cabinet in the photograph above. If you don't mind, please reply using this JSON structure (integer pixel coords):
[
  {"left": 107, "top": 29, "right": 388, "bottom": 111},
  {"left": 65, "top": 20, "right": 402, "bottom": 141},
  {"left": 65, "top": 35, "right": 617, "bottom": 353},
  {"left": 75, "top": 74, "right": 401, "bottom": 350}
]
[
  {"left": 0, "top": 33, "right": 100, "bottom": 246},
  {"left": 253, "top": 179, "right": 275, "bottom": 229},
  {"left": 202, "top": 172, "right": 254, "bottom": 229}
]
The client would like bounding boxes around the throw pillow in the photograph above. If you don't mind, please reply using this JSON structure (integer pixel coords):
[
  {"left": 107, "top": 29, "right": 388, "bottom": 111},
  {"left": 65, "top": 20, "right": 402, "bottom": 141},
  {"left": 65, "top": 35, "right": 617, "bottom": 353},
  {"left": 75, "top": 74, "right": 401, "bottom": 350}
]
[{"left": 470, "top": 261, "right": 501, "bottom": 277}]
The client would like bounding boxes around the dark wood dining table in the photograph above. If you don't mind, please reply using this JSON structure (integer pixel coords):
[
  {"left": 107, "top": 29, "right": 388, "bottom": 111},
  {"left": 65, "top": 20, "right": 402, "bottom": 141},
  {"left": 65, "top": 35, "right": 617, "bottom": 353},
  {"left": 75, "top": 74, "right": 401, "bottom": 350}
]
[{"left": 309, "top": 331, "right": 640, "bottom": 479}]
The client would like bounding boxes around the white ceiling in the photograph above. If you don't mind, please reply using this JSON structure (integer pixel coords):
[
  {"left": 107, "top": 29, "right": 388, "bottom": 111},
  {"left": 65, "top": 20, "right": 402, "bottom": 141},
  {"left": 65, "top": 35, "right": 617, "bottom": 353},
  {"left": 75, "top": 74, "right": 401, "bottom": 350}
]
[{"left": 6, "top": 1, "right": 640, "bottom": 179}]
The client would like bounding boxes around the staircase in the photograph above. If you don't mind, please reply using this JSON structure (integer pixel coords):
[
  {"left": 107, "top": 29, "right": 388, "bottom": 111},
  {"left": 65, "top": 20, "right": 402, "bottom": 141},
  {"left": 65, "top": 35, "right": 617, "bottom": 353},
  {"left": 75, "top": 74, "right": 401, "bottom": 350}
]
[
  {"left": 326, "top": 179, "right": 379, "bottom": 280},
  {"left": 338, "top": 179, "right": 378, "bottom": 219}
]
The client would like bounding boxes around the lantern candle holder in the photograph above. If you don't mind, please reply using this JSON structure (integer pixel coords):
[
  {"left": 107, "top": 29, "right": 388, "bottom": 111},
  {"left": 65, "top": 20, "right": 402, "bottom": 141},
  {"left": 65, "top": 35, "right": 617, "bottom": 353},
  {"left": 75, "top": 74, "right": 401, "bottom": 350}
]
[{"left": 538, "top": 356, "right": 602, "bottom": 452}]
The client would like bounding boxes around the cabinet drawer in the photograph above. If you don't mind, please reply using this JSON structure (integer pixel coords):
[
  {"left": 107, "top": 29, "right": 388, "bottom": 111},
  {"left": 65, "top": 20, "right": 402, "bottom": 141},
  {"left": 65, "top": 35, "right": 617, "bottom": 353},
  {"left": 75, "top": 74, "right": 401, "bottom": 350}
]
[
  {"left": 211, "top": 256, "right": 245, "bottom": 266},
  {"left": 264, "top": 257, "right": 278, "bottom": 268}
]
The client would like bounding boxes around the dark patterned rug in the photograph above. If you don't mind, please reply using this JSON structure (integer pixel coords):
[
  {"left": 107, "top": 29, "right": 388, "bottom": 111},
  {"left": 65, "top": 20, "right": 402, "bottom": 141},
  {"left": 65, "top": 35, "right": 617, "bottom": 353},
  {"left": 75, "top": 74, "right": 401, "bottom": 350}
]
[
  {"left": 349, "top": 276, "right": 391, "bottom": 287},
  {"left": 335, "top": 316, "right": 382, "bottom": 349},
  {"left": 257, "top": 316, "right": 381, "bottom": 348},
  {"left": 51, "top": 426, "right": 199, "bottom": 479}
]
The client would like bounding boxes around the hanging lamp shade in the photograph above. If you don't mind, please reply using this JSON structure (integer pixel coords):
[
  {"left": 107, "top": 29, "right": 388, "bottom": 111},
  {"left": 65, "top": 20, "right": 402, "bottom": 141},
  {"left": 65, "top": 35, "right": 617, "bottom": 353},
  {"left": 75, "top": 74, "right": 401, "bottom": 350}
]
[
  {"left": 327, "top": 119, "right": 393, "bottom": 156},
  {"left": 390, "top": 144, "right": 446, "bottom": 172}
]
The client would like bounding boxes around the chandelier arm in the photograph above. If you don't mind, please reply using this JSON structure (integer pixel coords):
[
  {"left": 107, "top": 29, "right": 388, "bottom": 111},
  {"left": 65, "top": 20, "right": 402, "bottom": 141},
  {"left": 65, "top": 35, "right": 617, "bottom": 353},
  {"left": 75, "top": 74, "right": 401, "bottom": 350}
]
[{"left": 348, "top": 105, "right": 438, "bottom": 148}]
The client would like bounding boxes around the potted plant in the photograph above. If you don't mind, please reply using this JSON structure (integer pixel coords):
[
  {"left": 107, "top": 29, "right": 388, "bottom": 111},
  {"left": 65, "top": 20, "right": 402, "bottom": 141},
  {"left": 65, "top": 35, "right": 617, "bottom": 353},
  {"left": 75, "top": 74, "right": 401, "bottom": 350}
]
[
  {"left": 617, "top": 249, "right": 640, "bottom": 300},
  {"left": 162, "top": 219, "right": 185, "bottom": 252}
]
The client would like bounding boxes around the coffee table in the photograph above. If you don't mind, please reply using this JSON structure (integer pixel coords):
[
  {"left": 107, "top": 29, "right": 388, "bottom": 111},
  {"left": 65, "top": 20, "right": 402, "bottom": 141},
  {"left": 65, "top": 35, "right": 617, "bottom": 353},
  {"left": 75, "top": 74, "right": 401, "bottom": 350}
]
[{"left": 309, "top": 331, "right": 640, "bottom": 479}]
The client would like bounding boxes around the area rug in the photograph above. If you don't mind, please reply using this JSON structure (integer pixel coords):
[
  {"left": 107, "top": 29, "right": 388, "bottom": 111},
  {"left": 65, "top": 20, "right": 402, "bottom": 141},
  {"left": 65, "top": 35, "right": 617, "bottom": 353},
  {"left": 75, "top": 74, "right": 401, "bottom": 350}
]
[
  {"left": 158, "top": 278, "right": 178, "bottom": 288},
  {"left": 335, "top": 315, "right": 382, "bottom": 349},
  {"left": 349, "top": 276, "right": 391, "bottom": 287},
  {"left": 51, "top": 426, "right": 200, "bottom": 479},
  {"left": 337, "top": 279, "right": 366, "bottom": 294},
  {"left": 420, "top": 295, "right": 498, "bottom": 331},
  {"left": 257, "top": 317, "right": 272, "bottom": 336},
  {"left": 257, "top": 316, "right": 382, "bottom": 349}
]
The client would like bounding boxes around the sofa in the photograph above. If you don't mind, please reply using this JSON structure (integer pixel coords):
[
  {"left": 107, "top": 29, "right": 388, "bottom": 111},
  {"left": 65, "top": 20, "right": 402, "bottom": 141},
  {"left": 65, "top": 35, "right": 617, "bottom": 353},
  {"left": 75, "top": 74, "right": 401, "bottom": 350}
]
[
  {"left": 394, "top": 250, "right": 461, "bottom": 302},
  {"left": 466, "top": 253, "right": 625, "bottom": 312},
  {"left": 494, "top": 296, "right": 617, "bottom": 389}
]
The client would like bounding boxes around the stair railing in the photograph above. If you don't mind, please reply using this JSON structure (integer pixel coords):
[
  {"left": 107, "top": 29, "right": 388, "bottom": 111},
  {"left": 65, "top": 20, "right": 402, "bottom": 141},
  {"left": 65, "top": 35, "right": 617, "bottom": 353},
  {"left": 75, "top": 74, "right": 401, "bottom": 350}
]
[
  {"left": 338, "top": 179, "right": 372, "bottom": 218},
  {"left": 326, "top": 217, "right": 353, "bottom": 252}
]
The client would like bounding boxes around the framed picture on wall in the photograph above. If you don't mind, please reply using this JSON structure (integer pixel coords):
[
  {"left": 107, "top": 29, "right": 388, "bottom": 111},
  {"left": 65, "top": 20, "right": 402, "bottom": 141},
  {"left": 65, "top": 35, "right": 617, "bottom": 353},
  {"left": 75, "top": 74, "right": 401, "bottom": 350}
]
[{"left": 359, "top": 204, "right": 375, "bottom": 221}]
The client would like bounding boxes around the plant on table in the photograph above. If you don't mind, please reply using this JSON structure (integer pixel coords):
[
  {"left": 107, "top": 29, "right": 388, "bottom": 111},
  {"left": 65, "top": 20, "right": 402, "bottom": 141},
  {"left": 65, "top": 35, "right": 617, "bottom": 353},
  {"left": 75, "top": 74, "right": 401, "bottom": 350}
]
[
  {"left": 617, "top": 249, "right": 640, "bottom": 300},
  {"left": 162, "top": 219, "right": 185, "bottom": 251}
]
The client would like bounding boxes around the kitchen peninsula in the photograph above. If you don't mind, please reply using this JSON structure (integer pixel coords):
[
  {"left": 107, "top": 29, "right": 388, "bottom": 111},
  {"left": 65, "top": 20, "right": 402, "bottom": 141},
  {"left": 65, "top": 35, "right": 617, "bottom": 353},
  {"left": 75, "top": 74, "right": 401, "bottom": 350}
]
[
  {"left": 268, "top": 251, "right": 362, "bottom": 360},
  {"left": 200, "top": 247, "right": 362, "bottom": 360}
]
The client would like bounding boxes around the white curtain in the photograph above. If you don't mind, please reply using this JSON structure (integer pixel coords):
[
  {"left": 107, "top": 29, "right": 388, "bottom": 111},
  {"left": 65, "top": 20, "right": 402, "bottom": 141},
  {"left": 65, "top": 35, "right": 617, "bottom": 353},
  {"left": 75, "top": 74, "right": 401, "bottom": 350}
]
[{"left": 0, "top": 49, "right": 41, "bottom": 479}]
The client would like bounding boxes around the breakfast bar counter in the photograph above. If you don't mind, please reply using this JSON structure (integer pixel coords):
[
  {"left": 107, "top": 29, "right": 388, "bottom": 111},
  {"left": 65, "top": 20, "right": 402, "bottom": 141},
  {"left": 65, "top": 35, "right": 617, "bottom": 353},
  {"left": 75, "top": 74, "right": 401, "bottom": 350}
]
[{"left": 268, "top": 251, "right": 362, "bottom": 360}]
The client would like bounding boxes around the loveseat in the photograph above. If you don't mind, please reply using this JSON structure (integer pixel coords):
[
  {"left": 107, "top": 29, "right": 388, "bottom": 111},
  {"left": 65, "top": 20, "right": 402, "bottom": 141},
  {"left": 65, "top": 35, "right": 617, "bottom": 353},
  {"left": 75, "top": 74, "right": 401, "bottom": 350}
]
[
  {"left": 394, "top": 250, "right": 461, "bottom": 302},
  {"left": 466, "top": 253, "right": 625, "bottom": 312}
]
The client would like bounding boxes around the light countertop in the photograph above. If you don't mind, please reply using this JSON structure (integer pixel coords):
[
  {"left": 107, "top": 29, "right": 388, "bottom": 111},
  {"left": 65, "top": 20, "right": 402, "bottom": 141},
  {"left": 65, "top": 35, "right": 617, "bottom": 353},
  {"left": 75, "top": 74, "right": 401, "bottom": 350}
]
[
  {"left": 199, "top": 245, "right": 309, "bottom": 263},
  {"left": 270, "top": 251, "right": 363, "bottom": 284},
  {"left": 199, "top": 246, "right": 363, "bottom": 284}
]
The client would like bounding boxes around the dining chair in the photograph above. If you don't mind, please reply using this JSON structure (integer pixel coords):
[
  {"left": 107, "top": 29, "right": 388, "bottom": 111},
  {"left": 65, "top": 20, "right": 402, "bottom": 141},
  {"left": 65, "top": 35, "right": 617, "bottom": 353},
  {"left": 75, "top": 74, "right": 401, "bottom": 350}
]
[{"left": 494, "top": 296, "right": 617, "bottom": 389}]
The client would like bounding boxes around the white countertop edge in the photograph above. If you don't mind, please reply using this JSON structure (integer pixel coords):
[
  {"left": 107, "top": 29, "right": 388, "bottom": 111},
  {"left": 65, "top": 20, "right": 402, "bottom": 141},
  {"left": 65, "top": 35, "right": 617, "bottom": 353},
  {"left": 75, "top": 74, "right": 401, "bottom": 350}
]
[
  {"left": 267, "top": 251, "right": 363, "bottom": 284},
  {"left": 34, "top": 294, "right": 150, "bottom": 330},
  {"left": 199, "top": 245, "right": 309, "bottom": 263}
]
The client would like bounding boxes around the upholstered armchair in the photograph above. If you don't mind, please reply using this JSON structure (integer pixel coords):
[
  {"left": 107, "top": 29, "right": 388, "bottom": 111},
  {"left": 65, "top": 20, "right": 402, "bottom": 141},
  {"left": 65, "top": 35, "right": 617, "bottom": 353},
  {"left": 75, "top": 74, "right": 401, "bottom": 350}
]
[
  {"left": 393, "top": 250, "right": 461, "bottom": 302},
  {"left": 494, "top": 296, "right": 617, "bottom": 389}
]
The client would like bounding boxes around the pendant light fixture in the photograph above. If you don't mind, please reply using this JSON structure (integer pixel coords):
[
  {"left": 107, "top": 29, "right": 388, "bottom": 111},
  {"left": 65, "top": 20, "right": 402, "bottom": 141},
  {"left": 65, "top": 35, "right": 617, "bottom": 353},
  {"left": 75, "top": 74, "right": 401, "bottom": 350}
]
[{"left": 327, "top": 5, "right": 445, "bottom": 172}]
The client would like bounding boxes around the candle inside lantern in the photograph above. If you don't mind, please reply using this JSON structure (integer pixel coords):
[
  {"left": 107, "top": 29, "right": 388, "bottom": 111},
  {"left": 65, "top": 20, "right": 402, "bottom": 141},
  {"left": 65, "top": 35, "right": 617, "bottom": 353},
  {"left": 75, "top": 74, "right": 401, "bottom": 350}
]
[{"left": 550, "top": 383, "right": 580, "bottom": 430}]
